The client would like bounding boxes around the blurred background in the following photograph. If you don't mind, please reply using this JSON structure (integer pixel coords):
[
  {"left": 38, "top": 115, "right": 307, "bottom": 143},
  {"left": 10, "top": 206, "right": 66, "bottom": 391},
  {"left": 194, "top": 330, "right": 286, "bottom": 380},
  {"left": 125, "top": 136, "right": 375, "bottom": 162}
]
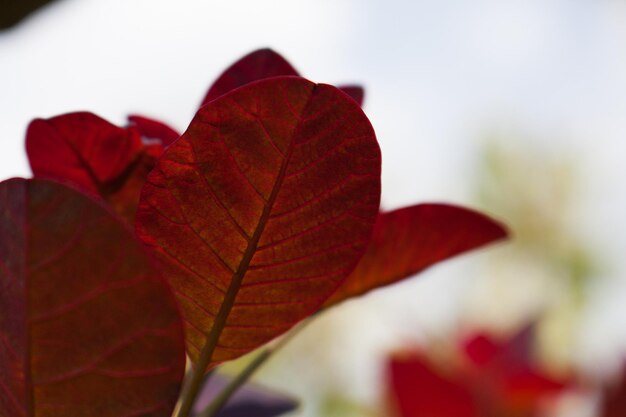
[{"left": 2, "top": 1, "right": 626, "bottom": 416}]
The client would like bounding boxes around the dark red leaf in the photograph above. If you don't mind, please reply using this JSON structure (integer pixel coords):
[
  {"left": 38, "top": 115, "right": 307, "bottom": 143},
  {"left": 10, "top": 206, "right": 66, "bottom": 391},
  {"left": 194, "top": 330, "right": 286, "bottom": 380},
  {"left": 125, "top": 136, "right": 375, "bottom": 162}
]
[
  {"left": 26, "top": 112, "right": 162, "bottom": 223},
  {"left": 201, "top": 49, "right": 366, "bottom": 111},
  {"left": 200, "top": 49, "right": 299, "bottom": 106},
  {"left": 324, "top": 203, "right": 507, "bottom": 307},
  {"left": 137, "top": 76, "right": 381, "bottom": 368},
  {"left": 128, "top": 114, "right": 180, "bottom": 146},
  {"left": 601, "top": 369, "right": 626, "bottom": 417},
  {"left": 338, "top": 85, "right": 364, "bottom": 106},
  {"left": 0, "top": 178, "right": 185, "bottom": 417},
  {"left": 388, "top": 353, "right": 479, "bottom": 417}
]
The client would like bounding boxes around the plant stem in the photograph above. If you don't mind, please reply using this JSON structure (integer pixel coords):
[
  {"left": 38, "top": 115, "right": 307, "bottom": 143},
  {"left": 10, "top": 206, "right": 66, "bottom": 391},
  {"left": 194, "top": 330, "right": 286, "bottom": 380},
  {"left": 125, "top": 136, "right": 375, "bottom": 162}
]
[
  {"left": 175, "top": 331, "right": 224, "bottom": 417},
  {"left": 198, "top": 349, "right": 272, "bottom": 417},
  {"left": 198, "top": 318, "right": 311, "bottom": 417},
  {"left": 177, "top": 136, "right": 295, "bottom": 417}
]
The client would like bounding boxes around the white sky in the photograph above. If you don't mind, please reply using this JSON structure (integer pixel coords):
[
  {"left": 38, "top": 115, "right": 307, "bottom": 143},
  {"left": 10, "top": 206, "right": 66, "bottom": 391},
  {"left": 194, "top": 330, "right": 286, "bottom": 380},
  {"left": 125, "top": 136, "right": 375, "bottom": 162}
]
[{"left": 2, "top": 1, "right": 626, "bottom": 416}]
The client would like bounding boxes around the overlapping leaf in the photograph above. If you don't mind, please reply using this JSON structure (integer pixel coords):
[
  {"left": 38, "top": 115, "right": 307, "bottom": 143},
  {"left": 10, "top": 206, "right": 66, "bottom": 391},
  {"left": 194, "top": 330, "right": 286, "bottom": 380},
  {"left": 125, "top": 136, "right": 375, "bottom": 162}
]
[
  {"left": 324, "top": 204, "right": 507, "bottom": 307},
  {"left": 338, "top": 85, "right": 365, "bottom": 106},
  {"left": 26, "top": 112, "right": 166, "bottom": 223},
  {"left": 200, "top": 49, "right": 299, "bottom": 105},
  {"left": 136, "top": 76, "right": 381, "bottom": 368},
  {"left": 200, "top": 48, "right": 364, "bottom": 107},
  {"left": 127, "top": 114, "right": 180, "bottom": 146},
  {"left": 0, "top": 178, "right": 185, "bottom": 417}
]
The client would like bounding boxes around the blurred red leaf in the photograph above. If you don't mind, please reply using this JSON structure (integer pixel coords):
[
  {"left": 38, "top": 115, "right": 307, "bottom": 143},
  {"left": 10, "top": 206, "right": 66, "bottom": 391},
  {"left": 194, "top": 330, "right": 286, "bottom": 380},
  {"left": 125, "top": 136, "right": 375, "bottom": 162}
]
[
  {"left": 387, "top": 328, "right": 569, "bottom": 417},
  {"left": 26, "top": 112, "right": 163, "bottom": 223},
  {"left": 0, "top": 178, "right": 185, "bottom": 417},
  {"left": 324, "top": 204, "right": 507, "bottom": 307},
  {"left": 389, "top": 353, "right": 478, "bottom": 417},
  {"left": 128, "top": 114, "right": 180, "bottom": 146},
  {"left": 463, "top": 328, "right": 566, "bottom": 412},
  {"left": 136, "top": 76, "right": 381, "bottom": 369},
  {"left": 600, "top": 368, "right": 626, "bottom": 417},
  {"left": 200, "top": 49, "right": 299, "bottom": 106}
]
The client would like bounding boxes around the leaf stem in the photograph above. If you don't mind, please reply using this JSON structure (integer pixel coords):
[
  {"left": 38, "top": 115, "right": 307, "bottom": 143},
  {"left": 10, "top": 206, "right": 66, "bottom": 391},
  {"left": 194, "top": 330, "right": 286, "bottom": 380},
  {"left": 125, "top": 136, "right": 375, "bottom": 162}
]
[
  {"left": 175, "top": 308, "right": 232, "bottom": 417},
  {"left": 177, "top": 115, "right": 297, "bottom": 417},
  {"left": 198, "top": 350, "right": 271, "bottom": 417},
  {"left": 198, "top": 318, "right": 311, "bottom": 417}
]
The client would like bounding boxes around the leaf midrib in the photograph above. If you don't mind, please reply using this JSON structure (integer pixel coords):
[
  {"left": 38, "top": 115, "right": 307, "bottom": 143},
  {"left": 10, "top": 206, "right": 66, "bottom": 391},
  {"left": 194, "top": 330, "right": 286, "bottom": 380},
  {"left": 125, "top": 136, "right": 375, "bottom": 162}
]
[{"left": 192, "top": 83, "right": 317, "bottom": 371}]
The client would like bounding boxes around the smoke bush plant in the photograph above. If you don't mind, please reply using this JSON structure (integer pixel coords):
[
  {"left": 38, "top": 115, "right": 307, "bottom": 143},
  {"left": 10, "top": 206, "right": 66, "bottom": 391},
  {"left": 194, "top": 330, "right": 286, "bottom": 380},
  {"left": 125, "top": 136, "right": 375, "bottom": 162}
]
[{"left": 0, "top": 49, "right": 508, "bottom": 417}]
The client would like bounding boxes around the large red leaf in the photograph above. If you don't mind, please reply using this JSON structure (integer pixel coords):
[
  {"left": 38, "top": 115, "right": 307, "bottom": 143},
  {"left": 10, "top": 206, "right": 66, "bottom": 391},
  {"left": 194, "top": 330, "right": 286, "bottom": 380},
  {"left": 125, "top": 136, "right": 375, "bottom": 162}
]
[
  {"left": 200, "top": 49, "right": 299, "bottom": 106},
  {"left": 26, "top": 112, "right": 163, "bottom": 223},
  {"left": 324, "top": 203, "right": 507, "bottom": 307},
  {"left": 0, "top": 178, "right": 185, "bottom": 417},
  {"left": 137, "top": 76, "right": 381, "bottom": 368}
]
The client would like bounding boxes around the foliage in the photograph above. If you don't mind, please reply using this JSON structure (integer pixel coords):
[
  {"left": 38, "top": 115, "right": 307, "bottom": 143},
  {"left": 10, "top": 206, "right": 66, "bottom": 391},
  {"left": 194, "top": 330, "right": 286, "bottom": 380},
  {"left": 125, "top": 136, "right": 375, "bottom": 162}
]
[{"left": 1, "top": 49, "right": 508, "bottom": 416}]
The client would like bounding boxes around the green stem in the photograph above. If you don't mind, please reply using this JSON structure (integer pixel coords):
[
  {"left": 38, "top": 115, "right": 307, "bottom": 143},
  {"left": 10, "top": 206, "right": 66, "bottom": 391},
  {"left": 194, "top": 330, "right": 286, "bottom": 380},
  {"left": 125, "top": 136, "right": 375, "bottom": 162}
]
[
  {"left": 198, "top": 319, "right": 311, "bottom": 417},
  {"left": 198, "top": 350, "right": 272, "bottom": 417}
]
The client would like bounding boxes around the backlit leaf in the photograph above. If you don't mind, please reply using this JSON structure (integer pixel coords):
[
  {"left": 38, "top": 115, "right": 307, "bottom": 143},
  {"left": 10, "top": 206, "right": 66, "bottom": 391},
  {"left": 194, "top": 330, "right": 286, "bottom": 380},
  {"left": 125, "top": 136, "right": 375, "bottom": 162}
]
[
  {"left": 0, "top": 178, "right": 185, "bottom": 417},
  {"left": 26, "top": 112, "right": 163, "bottom": 223},
  {"left": 200, "top": 49, "right": 299, "bottom": 106},
  {"left": 324, "top": 203, "right": 507, "bottom": 307},
  {"left": 137, "top": 76, "right": 381, "bottom": 368},
  {"left": 200, "top": 49, "right": 365, "bottom": 109}
]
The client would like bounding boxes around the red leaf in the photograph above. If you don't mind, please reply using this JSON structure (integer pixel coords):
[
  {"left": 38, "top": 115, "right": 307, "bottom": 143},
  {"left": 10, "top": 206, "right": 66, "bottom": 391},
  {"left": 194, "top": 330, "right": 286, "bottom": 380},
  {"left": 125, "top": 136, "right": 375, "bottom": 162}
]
[
  {"left": 464, "top": 333, "right": 503, "bottom": 367},
  {"left": 464, "top": 326, "right": 533, "bottom": 372},
  {"left": 501, "top": 369, "right": 566, "bottom": 407},
  {"left": 128, "top": 114, "right": 180, "bottom": 146},
  {"left": 324, "top": 203, "right": 507, "bottom": 307},
  {"left": 26, "top": 112, "right": 162, "bottom": 223},
  {"left": 462, "top": 328, "right": 568, "bottom": 414},
  {"left": 388, "top": 353, "right": 479, "bottom": 417},
  {"left": 200, "top": 49, "right": 299, "bottom": 106},
  {"left": 338, "top": 85, "right": 364, "bottom": 106},
  {"left": 601, "top": 369, "right": 626, "bottom": 417},
  {"left": 0, "top": 178, "right": 185, "bottom": 417},
  {"left": 200, "top": 49, "right": 366, "bottom": 111},
  {"left": 136, "top": 76, "right": 381, "bottom": 368}
]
